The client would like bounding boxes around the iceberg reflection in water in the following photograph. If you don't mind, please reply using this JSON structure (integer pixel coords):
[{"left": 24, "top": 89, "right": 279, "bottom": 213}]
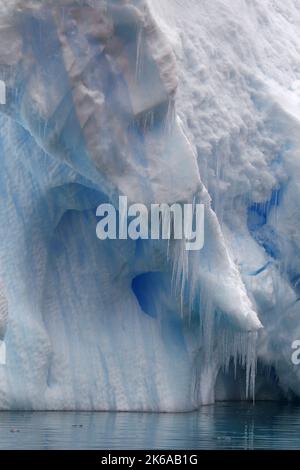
[{"left": 0, "top": 403, "right": 300, "bottom": 450}]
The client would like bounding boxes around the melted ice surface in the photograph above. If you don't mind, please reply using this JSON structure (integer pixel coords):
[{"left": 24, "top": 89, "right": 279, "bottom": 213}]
[{"left": 0, "top": 0, "right": 299, "bottom": 410}]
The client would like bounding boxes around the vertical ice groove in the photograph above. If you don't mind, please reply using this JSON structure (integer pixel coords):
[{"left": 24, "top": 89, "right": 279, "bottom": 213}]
[{"left": 0, "top": 279, "right": 8, "bottom": 341}]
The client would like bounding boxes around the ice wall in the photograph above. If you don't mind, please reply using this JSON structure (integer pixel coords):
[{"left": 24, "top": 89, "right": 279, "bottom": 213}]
[
  {"left": 0, "top": 0, "right": 298, "bottom": 410},
  {"left": 152, "top": 0, "right": 300, "bottom": 401}
]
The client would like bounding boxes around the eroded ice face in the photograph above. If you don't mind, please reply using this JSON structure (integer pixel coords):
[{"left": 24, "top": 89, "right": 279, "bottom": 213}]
[
  {"left": 0, "top": 0, "right": 201, "bottom": 206},
  {"left": 0, "top": 1, "right": 262, "bottom": 411},
  {"left": 0, "top": 1, "right": 204, "bottom": 410}
]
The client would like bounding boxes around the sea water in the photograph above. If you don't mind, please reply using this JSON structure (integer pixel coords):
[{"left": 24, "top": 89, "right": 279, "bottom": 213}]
[{"left": 0, "top": 403, "right": 300, "bottom": 450}]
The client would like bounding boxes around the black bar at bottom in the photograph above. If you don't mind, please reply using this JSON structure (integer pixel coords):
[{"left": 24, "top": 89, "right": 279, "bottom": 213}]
[{"left": 0, "top": 450, "right": 299, "bottom": 464}]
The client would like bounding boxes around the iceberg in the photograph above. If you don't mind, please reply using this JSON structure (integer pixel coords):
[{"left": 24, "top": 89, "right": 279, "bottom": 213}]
[{"left": 0, "top": 0, "right": 299, "bottom": 410}]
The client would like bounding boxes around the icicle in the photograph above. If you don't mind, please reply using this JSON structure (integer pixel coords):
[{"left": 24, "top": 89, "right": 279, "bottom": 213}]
[
  {"left": 216, "top": 328, "right": 258, "bottom": 402},
  {"left": 135, "top": 27, "right": 143, "bottom": 81},
  {"left": 167, "top": 190, "right": 258, "bottom": 403},
  {"left": 170, "top": 238, "right": 189, "bottom": 315}
]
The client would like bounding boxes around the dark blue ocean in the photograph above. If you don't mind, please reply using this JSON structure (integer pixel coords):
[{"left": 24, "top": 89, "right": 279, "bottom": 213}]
[{"left": 0, "top": 403, "right": 300, "bottom": 450}]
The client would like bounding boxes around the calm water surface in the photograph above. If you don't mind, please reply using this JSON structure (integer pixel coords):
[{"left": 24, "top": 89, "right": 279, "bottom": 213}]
[{"left": 0, "top": 403, "right": 300, "bottom": 450}]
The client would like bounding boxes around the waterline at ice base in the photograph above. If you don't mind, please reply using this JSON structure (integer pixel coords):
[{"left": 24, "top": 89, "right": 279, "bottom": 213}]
[{"left": 0, "top": 0, "right": 300, "bottom": 411}]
